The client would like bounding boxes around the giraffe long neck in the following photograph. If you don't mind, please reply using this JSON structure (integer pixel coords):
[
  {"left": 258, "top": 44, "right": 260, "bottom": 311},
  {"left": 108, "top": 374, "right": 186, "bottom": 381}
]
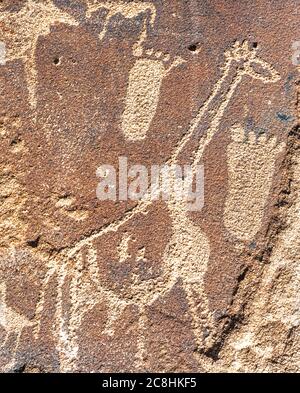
[
  {"left": 165, "top": 58, "right": 243, "bottom": 216},
  {"left": 171, "top": 57, "right": 242, "bottom": 167},
  {"left": 192, "top": 63, "right": 244, "bottom": 170}
]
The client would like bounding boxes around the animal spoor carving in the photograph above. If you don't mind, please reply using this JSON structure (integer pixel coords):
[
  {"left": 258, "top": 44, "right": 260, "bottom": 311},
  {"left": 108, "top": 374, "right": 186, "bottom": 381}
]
[
  {"left": 224, "top": 125, "right": 285, "bottom": 241},
  {"left": 122, "top": 50, "right": 185, "bottom": 141}
]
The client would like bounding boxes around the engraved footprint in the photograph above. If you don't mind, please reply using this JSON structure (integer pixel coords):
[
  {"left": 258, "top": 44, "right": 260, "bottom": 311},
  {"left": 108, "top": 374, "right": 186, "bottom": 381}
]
[
  {"left": 121, "top": 49, "right": 185, "bottom": 141},
  {"left": 224, "top": 124, "right": 285, "bottom": 241}
]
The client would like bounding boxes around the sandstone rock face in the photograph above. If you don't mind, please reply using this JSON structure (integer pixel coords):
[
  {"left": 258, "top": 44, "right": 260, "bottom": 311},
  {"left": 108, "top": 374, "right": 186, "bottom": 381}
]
[{"left": 0, "top": 0, "right": 299, "bottom": 373}]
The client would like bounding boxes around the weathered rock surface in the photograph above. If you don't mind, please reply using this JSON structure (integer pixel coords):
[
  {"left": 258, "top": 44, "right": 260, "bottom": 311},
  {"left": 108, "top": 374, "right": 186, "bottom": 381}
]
[{"left": 0, "top": 0, "right": 299, "bottom": 372}]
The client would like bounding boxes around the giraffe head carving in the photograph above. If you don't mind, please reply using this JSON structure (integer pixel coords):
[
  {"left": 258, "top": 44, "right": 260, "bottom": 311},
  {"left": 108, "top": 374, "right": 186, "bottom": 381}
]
[{"left": 225, "top": 40, "right": 281, "bottom": 83}]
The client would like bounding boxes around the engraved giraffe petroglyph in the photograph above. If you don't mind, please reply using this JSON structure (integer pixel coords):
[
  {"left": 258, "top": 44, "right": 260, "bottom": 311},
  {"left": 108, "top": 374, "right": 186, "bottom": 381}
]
[
  {"left": 33, "top": 41, "right": 281, "bottom": 372},
  {"left": 157, "top": 41, "right": 281, "bottom": 354}
]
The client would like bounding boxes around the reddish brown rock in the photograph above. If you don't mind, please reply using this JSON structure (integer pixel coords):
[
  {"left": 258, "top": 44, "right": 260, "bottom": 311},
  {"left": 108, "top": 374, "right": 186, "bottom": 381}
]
[{"left": 0, "top": 0, "right": 299, "bottom": 372}]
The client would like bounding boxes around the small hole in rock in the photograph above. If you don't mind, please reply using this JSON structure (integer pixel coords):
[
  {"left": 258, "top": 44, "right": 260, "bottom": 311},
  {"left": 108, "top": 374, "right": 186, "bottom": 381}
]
[
  {"left": 188, "top": 44, "right": 198, "bottom": 52},
  {"left": 14, "top": 364, "right": 26, "bottom": 373},
  {"left": 27, "top": 236, "right": 40, "bottom": 248},
  {"left": 53, "top": 57, "right": 60, "bottom": 65},
  {"left": 10, "top": 136, "right": 21, "bottom": 146},
  {"left": 252, "top": 42, "right": 258, "bottom": 49}
]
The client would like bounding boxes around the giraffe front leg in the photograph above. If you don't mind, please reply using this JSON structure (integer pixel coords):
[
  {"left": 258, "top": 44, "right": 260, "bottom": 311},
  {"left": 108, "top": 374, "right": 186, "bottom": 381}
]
[
  {"left": 135, "top": 305, "right": 148, "bottom": 370},
  {"left": 184, "top": 283, "right": 215, "bottom": 352}
]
